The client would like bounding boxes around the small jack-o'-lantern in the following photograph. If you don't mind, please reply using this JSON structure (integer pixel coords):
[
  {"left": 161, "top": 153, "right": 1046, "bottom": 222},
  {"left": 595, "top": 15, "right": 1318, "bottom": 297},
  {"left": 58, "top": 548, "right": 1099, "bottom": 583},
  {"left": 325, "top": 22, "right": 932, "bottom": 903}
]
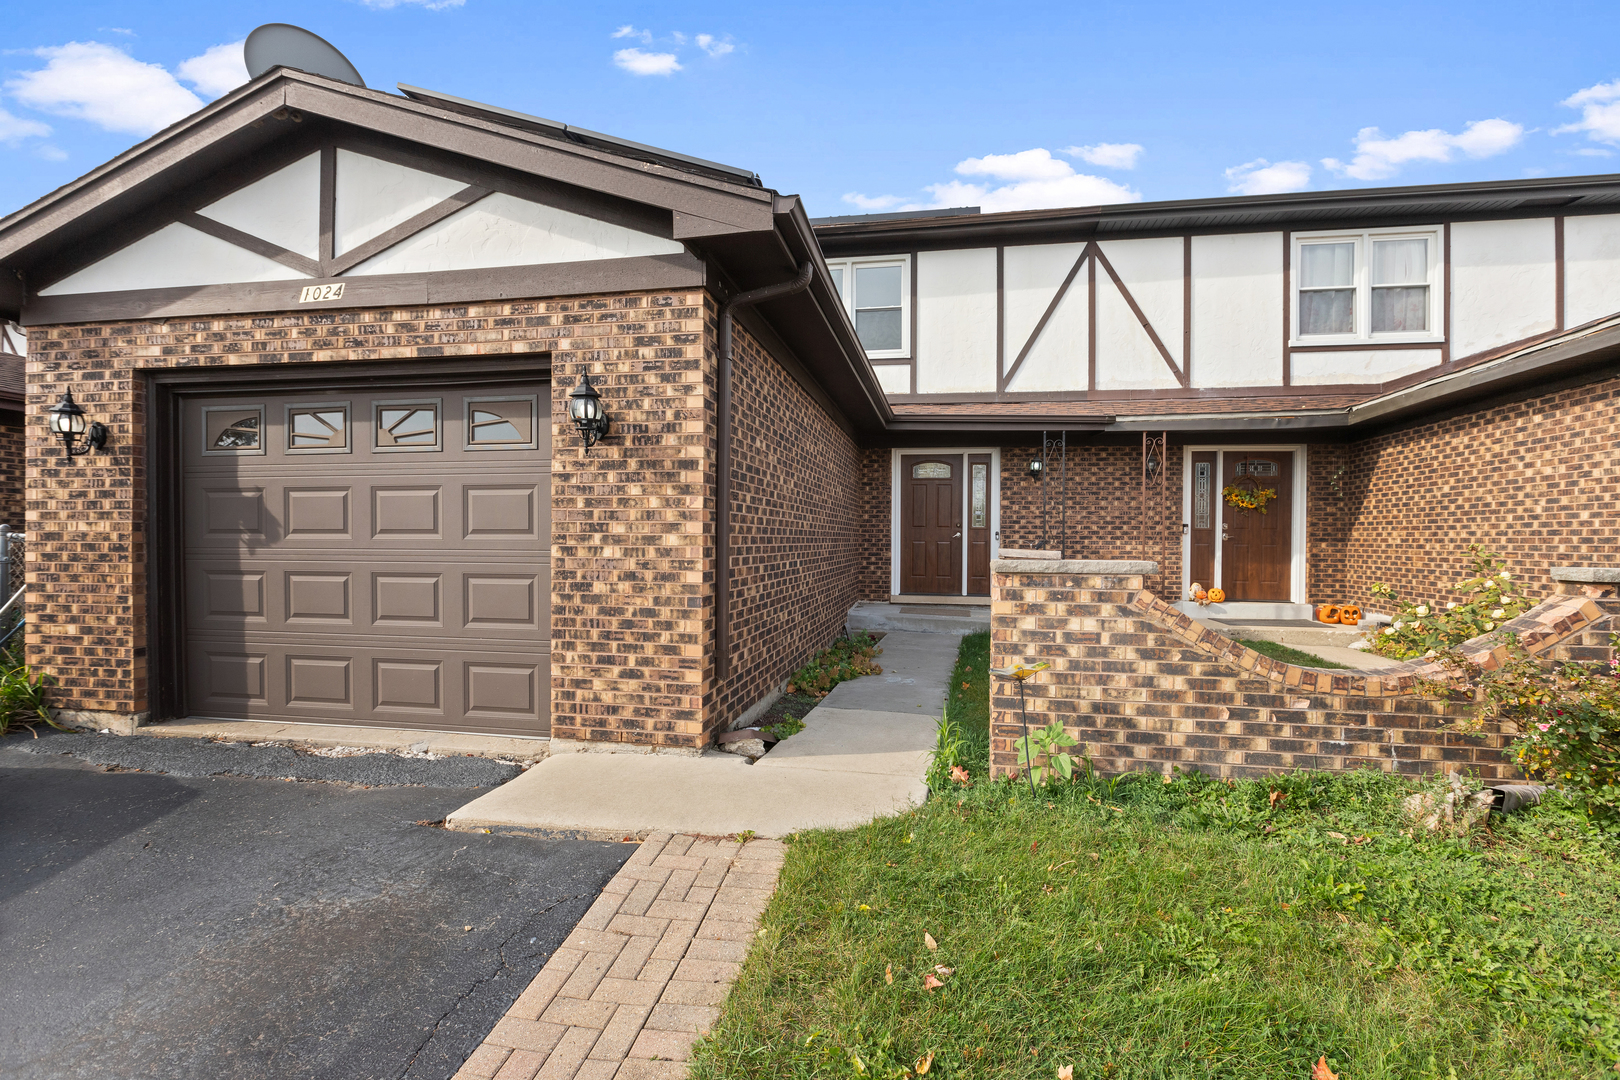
[
  {"left": 1338, "top": 605, "right": 1362, "bottom": 626},
  {"left": 1207, "top": 587, "right": 1226, "bottom": 604}
]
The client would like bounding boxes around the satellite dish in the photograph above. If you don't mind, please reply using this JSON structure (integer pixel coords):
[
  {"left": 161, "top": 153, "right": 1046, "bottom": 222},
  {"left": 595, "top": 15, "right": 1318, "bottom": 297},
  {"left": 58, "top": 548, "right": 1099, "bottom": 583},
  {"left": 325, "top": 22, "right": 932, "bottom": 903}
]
[{"left": 245, "top": 24, "right": 365, "bottom": 87}]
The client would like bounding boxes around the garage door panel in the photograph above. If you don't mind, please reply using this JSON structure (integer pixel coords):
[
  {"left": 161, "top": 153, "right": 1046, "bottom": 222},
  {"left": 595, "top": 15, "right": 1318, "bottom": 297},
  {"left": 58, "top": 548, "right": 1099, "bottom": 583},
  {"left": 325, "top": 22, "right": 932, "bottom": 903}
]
[{"left": 183, "top": 381, "right": 550, "bottom": 736}]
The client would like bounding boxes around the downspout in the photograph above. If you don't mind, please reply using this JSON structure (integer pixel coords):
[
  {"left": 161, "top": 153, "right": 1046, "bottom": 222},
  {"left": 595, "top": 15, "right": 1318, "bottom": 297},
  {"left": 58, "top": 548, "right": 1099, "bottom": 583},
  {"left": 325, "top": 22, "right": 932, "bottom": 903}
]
[{"left": 715, "top": 261, "right": 814, "bottom": 685}]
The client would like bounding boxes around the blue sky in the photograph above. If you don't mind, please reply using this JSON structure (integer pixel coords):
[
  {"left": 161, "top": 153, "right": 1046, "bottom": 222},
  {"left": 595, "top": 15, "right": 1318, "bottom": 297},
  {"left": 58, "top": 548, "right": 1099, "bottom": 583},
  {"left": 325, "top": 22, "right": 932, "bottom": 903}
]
[{"left": 5, "top": 0, "right": 1620, "bottom": 218}]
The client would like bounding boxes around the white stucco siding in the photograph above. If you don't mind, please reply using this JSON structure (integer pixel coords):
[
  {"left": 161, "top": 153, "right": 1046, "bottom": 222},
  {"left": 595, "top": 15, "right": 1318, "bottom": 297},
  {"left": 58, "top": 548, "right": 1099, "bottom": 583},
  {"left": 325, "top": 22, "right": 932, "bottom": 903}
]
[
  {"left": 333, "top": 150, "right": 467, "bottom": 257},
  {"left": 915, "top": 247, "right": 998, "bottom": 393},
  {"left": 346, "top": 192, "right": 684, "bottom": 275},
  {"left": 1094, "top": 273, "right": 1179, "bottom": 389},
  {"left": 1563, "top": 213, "right": 1620, "bottom": 328},
  {"left": 196, "top": 152, "right": 322, "bottom": 259},
  {"left": 1450, "top": 218, "right": 1556, "bottom": 360},
  {"left": 1189, "top": 232, "right": 1283, "bottom": 386},
  {"left": 1007, "top": 275, "right": 1087, "bottom": 392},
  {"left": 1095, "top": 237, "right": 1184, "bottom": 389},
  {"left": 39, "top": 222, "right": 309, "bottom": 295},
  {"left": 873, "top": 364, "right": 912, "bottom": 395},
  {"left": 1290, "top": 348, "right": 1438, "bottom": 385}
]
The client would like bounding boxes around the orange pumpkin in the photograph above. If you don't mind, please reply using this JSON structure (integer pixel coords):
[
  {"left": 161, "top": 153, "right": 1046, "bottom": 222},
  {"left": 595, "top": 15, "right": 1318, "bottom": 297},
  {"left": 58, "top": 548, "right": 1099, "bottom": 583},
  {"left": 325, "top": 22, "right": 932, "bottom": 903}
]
[
  {"left": 1208, "top": 587, "right": 1226, "bottom": 604},
  {"left": 1319, "top": 604, "right": 1342, "bottom": 624},
  {"left": 1338, "top": 605, "right": 1362, "bottom": 625}
]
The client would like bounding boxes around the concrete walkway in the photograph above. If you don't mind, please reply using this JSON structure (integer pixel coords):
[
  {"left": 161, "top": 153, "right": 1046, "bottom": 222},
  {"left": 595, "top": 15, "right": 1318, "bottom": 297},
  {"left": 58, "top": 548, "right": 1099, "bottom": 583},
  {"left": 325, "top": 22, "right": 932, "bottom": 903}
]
[{"left": 447, "top": 631, "right": 958, "bottom": 840}]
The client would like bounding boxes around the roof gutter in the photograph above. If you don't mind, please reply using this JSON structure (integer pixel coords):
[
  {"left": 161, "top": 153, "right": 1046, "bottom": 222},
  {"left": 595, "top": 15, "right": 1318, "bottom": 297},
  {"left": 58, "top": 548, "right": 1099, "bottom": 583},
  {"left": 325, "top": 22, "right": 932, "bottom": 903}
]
[{"left": 715, "top": 261, "right": 814, "bottom": 685}]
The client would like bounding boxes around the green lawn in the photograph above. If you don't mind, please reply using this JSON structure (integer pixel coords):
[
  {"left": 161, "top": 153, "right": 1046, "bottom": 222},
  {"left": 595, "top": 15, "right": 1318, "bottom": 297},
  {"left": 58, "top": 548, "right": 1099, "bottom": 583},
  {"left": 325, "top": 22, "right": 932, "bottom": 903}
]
[
  {"left": 691, "top": 636, "right": 1620, "bottom": 1080},
  {"left": 1237, "top": 638, "right": 1351, "bottom": 670}
]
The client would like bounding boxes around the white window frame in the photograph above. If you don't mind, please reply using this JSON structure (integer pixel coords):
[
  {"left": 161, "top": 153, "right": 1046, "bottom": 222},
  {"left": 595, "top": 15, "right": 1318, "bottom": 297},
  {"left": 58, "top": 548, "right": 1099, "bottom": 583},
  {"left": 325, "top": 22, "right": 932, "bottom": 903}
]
[
  {"left": 1291, "top": 227, "right": 1442, "bottom": 346},
  {"left": 826, "top": 255, "right": 911, "bottom": 359}
]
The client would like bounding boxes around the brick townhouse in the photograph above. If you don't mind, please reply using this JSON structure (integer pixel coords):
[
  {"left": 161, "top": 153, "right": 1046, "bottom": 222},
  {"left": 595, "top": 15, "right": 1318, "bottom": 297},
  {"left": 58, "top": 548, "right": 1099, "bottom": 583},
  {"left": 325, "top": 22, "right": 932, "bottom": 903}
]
[{"left": 0, "top": 64, "right": 1615, "bottom": 750}]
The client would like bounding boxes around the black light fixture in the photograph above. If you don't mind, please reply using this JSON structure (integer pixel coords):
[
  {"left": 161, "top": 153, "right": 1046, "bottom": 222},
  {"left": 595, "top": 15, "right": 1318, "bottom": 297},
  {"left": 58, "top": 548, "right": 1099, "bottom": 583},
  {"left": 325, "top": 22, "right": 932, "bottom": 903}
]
[
  {"left": 566, "top": 372, "right": 610, "bottom": 452},
  {"left": 46, "top": 390, "right": 109, "bottom": 458},
  {"left": 1028, "top": 455, "right": 1043, "bottom": 479}
]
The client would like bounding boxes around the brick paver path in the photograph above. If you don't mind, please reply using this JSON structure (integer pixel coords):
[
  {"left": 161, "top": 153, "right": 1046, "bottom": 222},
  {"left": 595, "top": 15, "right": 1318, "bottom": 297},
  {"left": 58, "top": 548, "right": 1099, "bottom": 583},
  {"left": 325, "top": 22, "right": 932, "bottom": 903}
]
[{"left": 453, "top": 832, "right": 785, "bottom": 1080}]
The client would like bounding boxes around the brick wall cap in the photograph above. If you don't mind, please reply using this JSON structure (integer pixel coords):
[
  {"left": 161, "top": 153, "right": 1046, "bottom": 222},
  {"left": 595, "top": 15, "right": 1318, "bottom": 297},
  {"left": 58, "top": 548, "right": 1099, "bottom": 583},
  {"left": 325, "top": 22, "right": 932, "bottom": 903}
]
[
  {"left": 1549, "top": 567, "right": 1620, "bottom": 583},
  {"left": 991, "top": 559, "right": 1158, "bottom": 575}
]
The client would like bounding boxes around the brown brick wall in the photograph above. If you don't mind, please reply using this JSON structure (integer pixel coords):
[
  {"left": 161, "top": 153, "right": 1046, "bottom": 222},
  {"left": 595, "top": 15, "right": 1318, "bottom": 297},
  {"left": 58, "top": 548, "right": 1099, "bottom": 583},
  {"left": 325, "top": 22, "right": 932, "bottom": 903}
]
[
  {"left": 26, "top": 293, "right": 715, "bottom": 738},
  {"left": 0, "top": 409, "right": 23, "bottom": 529},
  {"left": 856, "top": 447, "right": 889, "bottom": 600},
  {"left": 986, "top": 568, "right": 1616, "bottom": 781},
  {"left": 713, "top": 317, "right": 863, "bottom": 729},
  {"left": 998, "top": 443, "right": 1183, "bottom": 594},
  {"left": 1326, "top": 374, "right": 1620, "bottom": 614}
]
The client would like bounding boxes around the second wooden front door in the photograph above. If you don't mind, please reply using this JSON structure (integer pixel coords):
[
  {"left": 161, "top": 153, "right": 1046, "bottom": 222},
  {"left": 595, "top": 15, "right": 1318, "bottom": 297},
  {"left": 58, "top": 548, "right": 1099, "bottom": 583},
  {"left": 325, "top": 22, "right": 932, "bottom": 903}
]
[
  {"left": 900, "top": 454, "right": 963, "bottom": 595},
  {"left": 1219, "top": 450, "right": 1293, "bottom": 602}
]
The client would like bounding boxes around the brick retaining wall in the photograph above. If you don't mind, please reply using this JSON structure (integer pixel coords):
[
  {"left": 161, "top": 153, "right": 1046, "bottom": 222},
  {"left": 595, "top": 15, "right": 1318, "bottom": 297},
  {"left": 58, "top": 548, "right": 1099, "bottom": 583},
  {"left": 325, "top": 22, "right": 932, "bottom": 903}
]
[{"left": 989, "top": 561, "right": 1618, "bottom": 780}]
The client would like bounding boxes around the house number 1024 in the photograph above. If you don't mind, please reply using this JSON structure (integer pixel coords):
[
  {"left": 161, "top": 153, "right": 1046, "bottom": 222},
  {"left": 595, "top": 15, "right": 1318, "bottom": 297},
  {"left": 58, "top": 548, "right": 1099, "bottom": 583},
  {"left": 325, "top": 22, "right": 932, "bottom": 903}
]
[{"left": 298, "top": 283, "right": 345, "bottom": 303}]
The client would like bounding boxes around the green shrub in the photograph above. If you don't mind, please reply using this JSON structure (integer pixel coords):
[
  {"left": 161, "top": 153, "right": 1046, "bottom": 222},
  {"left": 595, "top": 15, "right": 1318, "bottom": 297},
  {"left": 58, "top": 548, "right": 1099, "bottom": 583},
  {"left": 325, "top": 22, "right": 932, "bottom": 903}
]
[
  {"left": 1436, "top": 632, "right": 1620, "bottom": 823},
  {"left": 0, "top": 649, "right": 56, "bottom": 737},
  {"left": 785, "top": 632, "right": 883, "bottom": 698},
  {"left": 1365, "top": 546, "right": 1535, "bottom": 660}
]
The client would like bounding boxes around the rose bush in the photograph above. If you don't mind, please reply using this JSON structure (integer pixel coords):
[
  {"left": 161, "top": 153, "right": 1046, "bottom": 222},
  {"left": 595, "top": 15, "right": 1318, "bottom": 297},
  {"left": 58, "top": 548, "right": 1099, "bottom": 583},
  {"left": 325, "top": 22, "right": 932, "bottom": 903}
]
[{"left": 1364, "top": 546, "right": 1535, "bottom": 660}]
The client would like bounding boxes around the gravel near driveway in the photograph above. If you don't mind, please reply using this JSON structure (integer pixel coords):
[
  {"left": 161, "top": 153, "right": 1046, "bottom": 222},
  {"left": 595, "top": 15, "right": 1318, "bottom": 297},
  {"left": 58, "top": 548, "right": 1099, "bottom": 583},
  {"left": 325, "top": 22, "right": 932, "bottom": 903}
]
[{"left": 0, "top": 734, "right": 632, "bottom": 1080}]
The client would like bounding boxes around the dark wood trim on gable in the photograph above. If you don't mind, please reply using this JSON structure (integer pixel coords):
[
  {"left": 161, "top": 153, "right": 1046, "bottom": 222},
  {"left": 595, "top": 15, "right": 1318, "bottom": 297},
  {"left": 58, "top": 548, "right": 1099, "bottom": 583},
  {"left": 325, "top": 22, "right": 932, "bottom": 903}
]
[
  {"left": 994, "top": 245, "right": 1005, "bottom": 390},
  {"left": 318, "top": 144, "right": 336, "bottom": 267},
  {"left": 22, "top": 251, "right": 707, "bottom": 325},
  {"left": 326, "top": 184, "right": 491, "bottom": 276},
  {"left": 1555, "top": 214, "right": 1565, "bottom": 331},
  {"left": 1086, "top": 251, "right": 1097, "bottom": 392},
  {"left": 1442, "top": 222, "right": 1452, "bottom": 364},
  {"left": 1183, "top": 235, "right": 1192, "bottom": 385},
  {"left": 1281, "top": 231, "right": 1291, "bottom": 386},
  {"left": 178, "top": 211, "right": 319, "bottom": 277}
]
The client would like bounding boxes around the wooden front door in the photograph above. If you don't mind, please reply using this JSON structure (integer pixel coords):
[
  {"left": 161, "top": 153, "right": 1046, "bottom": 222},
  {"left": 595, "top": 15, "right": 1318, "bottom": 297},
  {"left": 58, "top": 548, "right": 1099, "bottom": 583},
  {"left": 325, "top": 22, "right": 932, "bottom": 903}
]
[
  {"left": 1219, "top": 450, "right": 1293, "bottom": 602},
  {"left": 900, "top": 454, "right": 962, "bottom": 595}
]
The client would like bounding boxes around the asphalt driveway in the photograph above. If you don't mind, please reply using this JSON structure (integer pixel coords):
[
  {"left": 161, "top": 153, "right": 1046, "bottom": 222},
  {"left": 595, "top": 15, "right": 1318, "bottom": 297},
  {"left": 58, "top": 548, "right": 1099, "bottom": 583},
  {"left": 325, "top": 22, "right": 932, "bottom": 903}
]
[{"left": 0, "top": 734, "right": 632, "bottom": 1080}]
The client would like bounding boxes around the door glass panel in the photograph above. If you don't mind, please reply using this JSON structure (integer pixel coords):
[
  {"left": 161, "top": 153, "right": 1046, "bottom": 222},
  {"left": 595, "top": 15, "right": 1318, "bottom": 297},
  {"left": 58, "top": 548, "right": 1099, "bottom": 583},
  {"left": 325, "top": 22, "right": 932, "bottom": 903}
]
[
  {"left": 287, "top": 405, "right": 348, "bottom": 451},
  {"left": 912, "top": 462, "right": 951, "bottom": 479},
  {"left": 1235, "top": 460, "right": 1278, "bottom": 477},
  {"left": 971, "top": 463, "right": 987, "bottom": 528},
  {"left": 376, "top": 402, "right": 440, "bottom": 450},
  {"left": 1194, "top": 461, "right": 1211, "bottom": 529},
  {"left": 466, "top": 397, "right": 536, "bottom": 449}
]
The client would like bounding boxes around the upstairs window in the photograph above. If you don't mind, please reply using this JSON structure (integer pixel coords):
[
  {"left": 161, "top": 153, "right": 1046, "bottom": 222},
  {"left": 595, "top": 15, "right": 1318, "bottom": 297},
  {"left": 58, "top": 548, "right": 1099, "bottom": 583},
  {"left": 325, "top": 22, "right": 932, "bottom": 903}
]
[
  {"left": 826, "top": 256, "right": 910, "bottom": 358},
  {"left": 1294, "top": 229, "right": 1439, "bottom": 343}
]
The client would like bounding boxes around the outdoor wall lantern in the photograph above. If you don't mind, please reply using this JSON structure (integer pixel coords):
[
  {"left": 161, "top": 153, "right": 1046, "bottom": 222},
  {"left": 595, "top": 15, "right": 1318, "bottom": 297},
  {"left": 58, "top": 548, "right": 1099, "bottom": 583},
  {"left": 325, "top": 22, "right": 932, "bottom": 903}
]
[
  {"left": 1028, "top": 456, "right": 1043, "bottom": 479},
  {"left": 46, "top": 391, "right": 109, "bottom": 458},
  {"left": 566, "top": 373, "right": 610, "bottom": 452}
]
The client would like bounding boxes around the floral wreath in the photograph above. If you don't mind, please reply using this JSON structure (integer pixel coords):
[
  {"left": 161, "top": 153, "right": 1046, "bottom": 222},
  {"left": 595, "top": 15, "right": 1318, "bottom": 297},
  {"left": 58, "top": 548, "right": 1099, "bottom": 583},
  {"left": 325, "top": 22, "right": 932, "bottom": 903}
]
[{"left": 1222, "top": 484, "right": 1278, "bottom": 514}]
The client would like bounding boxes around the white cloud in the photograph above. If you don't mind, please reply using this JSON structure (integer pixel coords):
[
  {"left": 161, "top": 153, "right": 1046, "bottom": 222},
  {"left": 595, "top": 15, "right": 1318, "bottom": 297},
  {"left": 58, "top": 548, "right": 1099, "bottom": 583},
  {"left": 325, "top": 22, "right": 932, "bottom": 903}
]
[
  {"left": 36, "top": 144, "right": 68, "bottom": 161},
  {"left": 932, "top": 148, "right": 1140, "bottom": 212},
  {"left": 1573, "top": 146, "right": 1616, "bottom": 157},
  {"left": 614, "top": 48, "right": 682, "bottom": 76},
  {"left": 1557, "top": 79, "right": 1620, "bottom": 144},
  {"left": 1063, "top": 142, "right": 1143, "bottom": 169},
  {"left": 0, "top": 106, "right": 52, "bottom": 143},
  {"left": 354, "top": 0, "right": 466, "bottom": 8},
  {"left": 1225, "top": 158, "right": 1312, "bottom": 195},
  {"left": 841, "top": 192, "right": 905, "bottom": 210},
  {"left": 1322, "top": 118, "right": 1524, "bottom": 181},
  {"left": 612, "top": 25, "right": 652, "bottom": 42},
  {"left": 7, "top": 42, "right": 203, "bottom": 136},
  {"left": 176, "top": 40, "right": 249, "bottom": 99},
  {"left": 695, "top": 34, "right": 734, "bottom": 58}
]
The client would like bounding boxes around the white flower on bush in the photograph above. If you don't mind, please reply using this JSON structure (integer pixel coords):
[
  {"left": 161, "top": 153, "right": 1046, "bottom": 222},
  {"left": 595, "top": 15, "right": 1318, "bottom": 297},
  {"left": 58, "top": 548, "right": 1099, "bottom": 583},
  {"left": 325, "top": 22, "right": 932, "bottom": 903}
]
[
  {"left": 1483, "top": 621, "right": 1495, "bottom": 631},
  {"left": 1393, "top": 621, "right": 1405, "bottom": 631},
  {"left": 1415, "top": 604, "right": 1430, "bottom": 617},
  {"left": 1491, "top": 608, "right": 1505, "bottom": 619},
  {"left": 1383, "top": 627, "right": 1397, "bottom": 636},
  {"left": 1500, "top": 571, "right": 1511, "bottom": 579},
  {"left": 1446, "top": 601, "right": 1458, "bottom": 610}
]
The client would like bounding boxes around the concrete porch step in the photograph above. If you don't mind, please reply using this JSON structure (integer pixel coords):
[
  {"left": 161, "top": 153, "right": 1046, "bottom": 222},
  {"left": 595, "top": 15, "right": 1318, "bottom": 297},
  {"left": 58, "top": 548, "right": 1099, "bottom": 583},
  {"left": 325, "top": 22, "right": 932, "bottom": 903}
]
[{"left": 847, "top": 600, "right": 989, "bottom": 635}]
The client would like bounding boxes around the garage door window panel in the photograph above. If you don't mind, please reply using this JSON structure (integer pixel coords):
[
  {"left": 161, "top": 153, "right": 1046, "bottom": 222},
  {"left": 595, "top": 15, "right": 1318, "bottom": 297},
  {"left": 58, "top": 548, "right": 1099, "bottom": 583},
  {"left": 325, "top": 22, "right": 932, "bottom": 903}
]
[
  {"left": 203, "top": 405, "right": 265, "bottom": 455},
  {"left": 286, "top": 402, "right": 350, "bottom": 454},
  {"left": 465, "top": 396, "right": 537, "bottom": 450},
  {"left": 375, "top": 399, "right": 442, "bottom": 452}
]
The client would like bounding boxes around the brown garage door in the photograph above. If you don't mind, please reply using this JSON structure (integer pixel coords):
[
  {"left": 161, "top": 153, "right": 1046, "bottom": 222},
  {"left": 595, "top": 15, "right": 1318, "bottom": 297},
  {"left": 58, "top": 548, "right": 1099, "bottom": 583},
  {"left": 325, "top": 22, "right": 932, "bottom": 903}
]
[{"left": 182, "top": 380, "right": 550, "bottom": 736}]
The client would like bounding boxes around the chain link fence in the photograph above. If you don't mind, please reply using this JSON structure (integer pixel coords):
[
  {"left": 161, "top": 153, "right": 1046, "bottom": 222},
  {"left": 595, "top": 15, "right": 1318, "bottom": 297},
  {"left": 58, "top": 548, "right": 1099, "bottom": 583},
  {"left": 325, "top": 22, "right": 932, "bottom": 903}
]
[{"left": 0, "top": 526, "right": 24, "bottom": 652}]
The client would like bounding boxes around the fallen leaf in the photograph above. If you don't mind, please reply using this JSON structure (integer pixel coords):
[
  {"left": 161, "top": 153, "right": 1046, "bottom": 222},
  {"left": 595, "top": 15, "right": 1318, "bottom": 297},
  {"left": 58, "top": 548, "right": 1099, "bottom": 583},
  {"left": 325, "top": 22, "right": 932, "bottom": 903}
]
[
  {"left": 1030, "top": 841, "right": 1039, "bottom": 853},
  {"left": 1089, "top": 852, "right": 1101, "bottom": 861},
  {"left": 915, "top": 1051, "right": 934, "bottom": 1075},
  {"left": 924, "top": 932, "right": 938, "bottom": 951},
  {"left": 1268, "top": 789, "right": 1287, "bottom": 808},
  {"left": 1058, "top": 1067, "right": 1074, "bottom": 1080},
  {"left": 463, "top": 926, "right": 473, "bottom": 932},
  {"left": 950, "top": 765, "right": 972, "bottom": 785},
  {"left": 923, "top": 973, "right": 944, "bottom": 991},
  {"left": 885, "top": 964, "right": 893, "bottom": 984},
  {"left": 933, "top": 965, "right": 954, "bottom": 976},
  {"left": 1327, "top": 831, "right": 1348, "bottom": 842},
  {"left": 1312, "top": 1056, "right": 1339, "bottom": 1080}
]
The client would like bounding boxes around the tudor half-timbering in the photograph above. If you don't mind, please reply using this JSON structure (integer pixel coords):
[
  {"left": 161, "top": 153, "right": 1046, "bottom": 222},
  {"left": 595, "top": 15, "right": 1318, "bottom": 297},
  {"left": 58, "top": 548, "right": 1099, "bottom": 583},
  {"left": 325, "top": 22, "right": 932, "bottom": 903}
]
[{"left": 1, "top": 63, "right": 1617, "bottom": 749}]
